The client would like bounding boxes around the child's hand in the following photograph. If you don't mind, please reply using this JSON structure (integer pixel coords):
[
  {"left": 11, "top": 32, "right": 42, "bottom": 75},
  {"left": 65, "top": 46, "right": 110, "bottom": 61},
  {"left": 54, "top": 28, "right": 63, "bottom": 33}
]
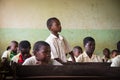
[
  {"left": 67, "top": 61, "right": 73, "bottom": 63},
  {"left": 69, "top": 51, "right": 73, "bottom": 56},
  {"left": 36, "top": 61, "right": 42, "bottom": 65},
  {"left": 69, "top": 51, "right": 76, "bottom": 62}
]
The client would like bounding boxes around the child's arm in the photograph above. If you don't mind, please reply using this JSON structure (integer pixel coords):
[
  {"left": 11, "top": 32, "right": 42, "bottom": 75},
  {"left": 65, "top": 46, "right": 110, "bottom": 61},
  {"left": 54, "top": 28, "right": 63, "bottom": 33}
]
[
  {"left": 1, "top": 51, "right": 9, "bottom": 63},
  {"left": 68, "top": 51, "right": 76, "bottom": 62},
  {"left": 63, "top": 37, "right": 76, "bottom": 62},
  {"left": 54, "top": 58, "right": 64, "bottom": 64},
  {"left": 1, "top": 58, "right": 8, "bottom": 64}
]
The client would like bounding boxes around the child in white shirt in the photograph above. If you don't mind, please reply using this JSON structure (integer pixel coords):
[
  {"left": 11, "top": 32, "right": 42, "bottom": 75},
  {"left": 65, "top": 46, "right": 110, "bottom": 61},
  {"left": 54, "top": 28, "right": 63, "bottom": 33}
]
[
  {"left": 68, "top": 46, "right": 83, "bottom": 62},
  {"left": 23, "top": 41, "right": 51, "bottom": 65},
  {"left": 45, "top": 17, "right": 71, "bottom": 65}
]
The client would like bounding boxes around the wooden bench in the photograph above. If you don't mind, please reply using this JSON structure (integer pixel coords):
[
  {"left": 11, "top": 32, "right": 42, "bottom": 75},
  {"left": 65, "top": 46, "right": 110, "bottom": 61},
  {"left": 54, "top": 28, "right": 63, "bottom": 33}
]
[{"left": 2, "top": 62, "right": 120, "bottom": 80}]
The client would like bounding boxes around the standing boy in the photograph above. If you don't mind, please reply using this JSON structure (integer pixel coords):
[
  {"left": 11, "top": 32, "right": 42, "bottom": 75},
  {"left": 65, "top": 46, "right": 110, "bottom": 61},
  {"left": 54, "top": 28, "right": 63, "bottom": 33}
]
[{"left": 45, "top": 17, "right": 71, "bottom": 65}]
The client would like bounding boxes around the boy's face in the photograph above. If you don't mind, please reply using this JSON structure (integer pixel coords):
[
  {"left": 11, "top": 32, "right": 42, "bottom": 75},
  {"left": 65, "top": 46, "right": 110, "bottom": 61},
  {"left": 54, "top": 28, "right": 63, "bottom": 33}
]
[
  {"left": 50, "top": 21, "right": 61, "bottom": 33},
  {"left": 20, "top": 48, "right": 30, "bottom": 55},
  {"left": 111, "top": 52, "right": 117, "bottom": 58},
  {"left": 35, "top": 46, "right": 51, "bottom": 63},
  {"left": 10, "top": 42, "right": 18, "bottom": 53},
  {"left": 73, "top": 48, "right": 82, "bottom": 57},
  {"left": 103, "top": 49, "right": 109, "bottom": 57},
  {"left": 20, "top": 48, "right": 31, "bottom": 60},
  {"left": 84, "top": 41, "right": 95, "bottom": 55}
]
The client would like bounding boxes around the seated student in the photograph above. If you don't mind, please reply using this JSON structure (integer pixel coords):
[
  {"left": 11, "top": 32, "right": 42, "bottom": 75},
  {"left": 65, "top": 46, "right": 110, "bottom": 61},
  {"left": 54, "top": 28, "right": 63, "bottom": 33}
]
[
  {"left": 107, "top": 50, "right": 119, "bottom": 62},
  {"left": 45, "top": 17, "right": 71, "bottom": 65},
  {"left": 1, "top": 41, "right": 18, "bottom": 62},
  {"left": 111, "top": 50, "right": 119, "bottom": 58},
  {"left": 76, "top": 37, "right": 102, "bottom": 62},
  {"left": 23, "top": 41, "right": 51, "bottom": 65},
  {"left": 22, "top": 41, "right": 51, "bottom": 65},
  {"left": 111, "top": 41, "right": 120, "bottom": 67},
  {"left": 12, "top": 40, "right": 31, "bottom": 64},
  {"left": 102, "top": 48, "right": 110, "bottom": 62},
  {"left": 68, "top": 46, "right": 83, "bottom": 62}
]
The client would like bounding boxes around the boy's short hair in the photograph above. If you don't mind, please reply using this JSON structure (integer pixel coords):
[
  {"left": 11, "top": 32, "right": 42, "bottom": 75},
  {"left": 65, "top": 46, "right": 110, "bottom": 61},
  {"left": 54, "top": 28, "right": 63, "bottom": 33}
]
[
  {"left": 73, "top": 46, "right": 82, "bottom": 51},
  {"left": 47, "top": 17, "right": 60, "bottom": 30},
  {"left": 83, "top": 37, "right": 95, "bottom": 46},
  {"left": 33, "top": 41, "right": 50, "bottom": 54},
  {"left": 19, "top": 40, "right": 31, "bottom": 50},
  {"left": 11, "top": 40, "right": 18, "bottom": 47},
  {"left": 103, "top": 48, "right": 110, "bottom": 54},
  {"left": 111, "top": 50, "right": 119, "bottom": 54}
]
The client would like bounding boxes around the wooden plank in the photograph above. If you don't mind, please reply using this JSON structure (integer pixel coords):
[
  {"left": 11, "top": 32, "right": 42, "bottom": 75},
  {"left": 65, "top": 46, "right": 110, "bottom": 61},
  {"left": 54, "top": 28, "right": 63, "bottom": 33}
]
[
  {"left": 16, "top": 63, "right": 112, "bottom": 77},
  {"left": 3, "top": 62, "right": 120, "bottom": 80}
]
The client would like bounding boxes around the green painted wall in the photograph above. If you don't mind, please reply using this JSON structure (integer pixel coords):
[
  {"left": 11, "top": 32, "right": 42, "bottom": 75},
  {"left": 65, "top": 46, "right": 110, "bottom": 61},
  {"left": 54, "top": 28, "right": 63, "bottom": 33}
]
[{"left": 0, "top": 28, "right": 120, "bottom": 57}]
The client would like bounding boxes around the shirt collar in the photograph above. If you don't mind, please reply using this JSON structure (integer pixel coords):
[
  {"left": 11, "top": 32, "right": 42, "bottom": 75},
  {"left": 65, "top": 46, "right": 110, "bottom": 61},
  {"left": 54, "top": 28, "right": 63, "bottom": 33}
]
[
  {"left": 82, "top": 51, "right": 88, "bottom": 57},
  {"left": 82, "top": 51, "right": 96, "bottom": 59},
  {"left": 50, "top": 33, "right": 63, "bottom": 40}
]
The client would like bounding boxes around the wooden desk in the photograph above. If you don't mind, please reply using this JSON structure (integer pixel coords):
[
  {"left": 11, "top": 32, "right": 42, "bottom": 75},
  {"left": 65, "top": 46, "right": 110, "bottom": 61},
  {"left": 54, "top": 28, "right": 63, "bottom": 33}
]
[{"left": 2, "top": 62, "right": 120, "bottom": 80}]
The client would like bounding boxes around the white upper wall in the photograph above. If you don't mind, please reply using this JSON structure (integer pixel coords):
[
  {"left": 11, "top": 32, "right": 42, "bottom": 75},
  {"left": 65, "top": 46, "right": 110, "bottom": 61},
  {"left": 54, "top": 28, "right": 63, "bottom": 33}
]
[{"left": 0, "top": 0, "right": 120, "bottom": 29}]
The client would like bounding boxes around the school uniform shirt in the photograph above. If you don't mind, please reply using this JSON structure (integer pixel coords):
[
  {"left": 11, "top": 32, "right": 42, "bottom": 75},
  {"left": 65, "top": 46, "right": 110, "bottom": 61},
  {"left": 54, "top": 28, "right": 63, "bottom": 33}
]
[
  {"left": 22, "top": 56, "right": 38, "bottom": 65},
  {"left": 23, "top": 56, "right": 53, "bottom": 65},
  {"left": 45, "top": 33, "right": 71, "bottom": 65},
  {"left": 11, "top": 53, "right": 31, "bottom": 64},
  {"left": 1, "top": 50, "right": 16, "bottom": 61},
  {"left": 11, "top": 51, "right": 17, "bottom": 59},
  {"left": 68, "top": 56, "right": 77, "bottom": 62},
  {"left": 111, "top": 55, "right": 120, "bottom": 67},
  {"left": 102, "top": 56, "right": 110, "bottom": 62},
  {"left": 76, "top": 51, "right": 102, "bottom": 62},
  {"left": 1, "top": 50, "right": 11, "bottom": 61},
  {"left": 107, "top": 58, "right": 113, "bottom": 63}
]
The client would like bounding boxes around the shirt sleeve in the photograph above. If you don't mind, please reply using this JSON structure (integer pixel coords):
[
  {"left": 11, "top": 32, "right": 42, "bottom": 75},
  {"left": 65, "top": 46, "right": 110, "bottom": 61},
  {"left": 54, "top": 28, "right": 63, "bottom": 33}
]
[
  {"left": 111, "top": 56, "right": 120, "bottom": 67},
  {"left": 1, "top": 51, "right": 9, "bottom": 59},
  {"left": 76, "top": 55, "right": 83, "bottom": 62},
  {"left": 63, "top": 37, "right": 72, "bottom": 54},
  {"left": 46, "top": 39, "right": 59, "bottom": 59},
  {"left": 22, "top": 58, "right": 30, "bottom": 65}
]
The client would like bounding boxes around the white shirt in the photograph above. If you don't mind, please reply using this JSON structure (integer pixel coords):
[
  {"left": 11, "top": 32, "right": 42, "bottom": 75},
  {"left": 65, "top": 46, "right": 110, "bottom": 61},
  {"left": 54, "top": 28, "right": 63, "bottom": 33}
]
[
  {"left": 76, "top": 51, "right": 102, "bottom": 62},
  {"left": 102, "top": 56, "right": 110, "bottom": 62},
  {"left": 111, "top": 55, "right": 120, "bottom": 67},
  {"left": 107, "top": 58, "right": 114, "bottom": 63},
  {"left": 1, "top": 50, "right": 11, "bottom": 60},
  {"left": 22, "top": 56, "right": 38, "bottom": 65},
  {"left": 46, "top": 33, "right": 71, "bottom": 65},
  {"left": 68, "top": 56, "right": 77, "bottom": 62},
  {"left": 11, "top": 53, "right": 21, "bottom": 63},
  {"left": 23, "top": 56, "right": 54, "bottom": 65}
]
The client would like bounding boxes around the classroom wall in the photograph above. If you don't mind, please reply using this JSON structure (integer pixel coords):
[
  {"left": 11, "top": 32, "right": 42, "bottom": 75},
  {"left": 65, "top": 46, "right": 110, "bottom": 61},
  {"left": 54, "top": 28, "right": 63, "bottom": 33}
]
[{"left": 0, "top": 0, "right": 120, "bottom": 57}]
